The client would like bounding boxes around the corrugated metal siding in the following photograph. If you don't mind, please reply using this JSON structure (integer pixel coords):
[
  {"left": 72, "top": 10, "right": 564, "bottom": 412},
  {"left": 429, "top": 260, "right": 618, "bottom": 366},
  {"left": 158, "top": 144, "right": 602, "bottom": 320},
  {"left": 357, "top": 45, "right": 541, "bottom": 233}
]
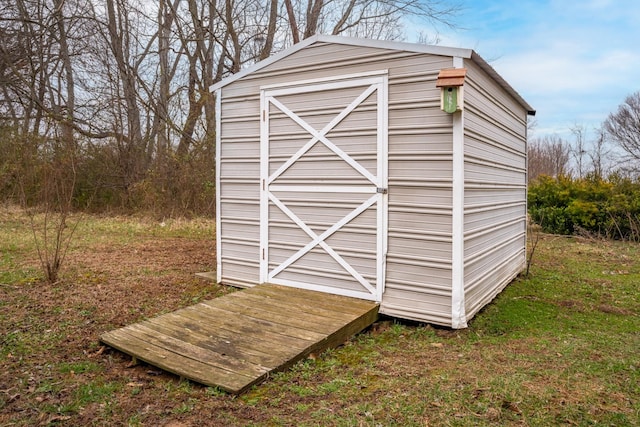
[
  {"left": 218, "top": 41, "right": 455, "bottom": 324},
  {"left": 217, "top": 93, "right": 261, "bottom": 287},
  {"left": 462, "top": 59, "right": 528, "bottom": 320},
  {"left": 386, "top": 67, "right": 454, "bottom": 324}
]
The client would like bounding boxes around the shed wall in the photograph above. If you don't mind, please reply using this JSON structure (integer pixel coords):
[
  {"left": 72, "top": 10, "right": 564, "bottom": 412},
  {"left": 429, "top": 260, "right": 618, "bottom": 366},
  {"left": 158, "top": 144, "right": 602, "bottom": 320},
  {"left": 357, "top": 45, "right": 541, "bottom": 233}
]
[
  {"left": 218, "top": 41, "right": 456, "bottom": 324},
  {"left": 462, "top": 59, "right": 528, "bottom": 320}
]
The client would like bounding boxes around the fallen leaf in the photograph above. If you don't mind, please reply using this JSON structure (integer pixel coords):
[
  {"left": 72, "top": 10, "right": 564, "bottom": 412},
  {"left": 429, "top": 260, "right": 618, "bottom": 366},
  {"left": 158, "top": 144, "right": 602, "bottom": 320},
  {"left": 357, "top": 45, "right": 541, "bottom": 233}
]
[{"left": 127, "top": 382, "right": 145, "bottom": 388}]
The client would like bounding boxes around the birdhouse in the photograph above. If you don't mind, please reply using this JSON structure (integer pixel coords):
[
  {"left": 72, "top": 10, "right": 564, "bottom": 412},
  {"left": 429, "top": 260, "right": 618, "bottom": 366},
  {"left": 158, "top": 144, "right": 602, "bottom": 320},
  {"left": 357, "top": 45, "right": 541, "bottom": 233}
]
[{"left": 436, "top": 68, "right": 467, "bottom": 113}]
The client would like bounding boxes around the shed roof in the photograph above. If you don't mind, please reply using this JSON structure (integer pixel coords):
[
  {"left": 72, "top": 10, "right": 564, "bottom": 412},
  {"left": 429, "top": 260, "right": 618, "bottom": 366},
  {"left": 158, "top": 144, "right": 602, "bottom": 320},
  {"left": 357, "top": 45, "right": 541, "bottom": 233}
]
[{"left": 210, "top": 35, "right": 535, "bottom": 115}]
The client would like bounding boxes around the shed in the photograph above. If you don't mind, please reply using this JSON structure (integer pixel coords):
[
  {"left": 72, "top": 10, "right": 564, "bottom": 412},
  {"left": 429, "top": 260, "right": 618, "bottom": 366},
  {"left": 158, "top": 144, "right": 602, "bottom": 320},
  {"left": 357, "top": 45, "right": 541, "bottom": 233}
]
[{"left": 211, "top": 35, "right": 535, "bottom": 329}]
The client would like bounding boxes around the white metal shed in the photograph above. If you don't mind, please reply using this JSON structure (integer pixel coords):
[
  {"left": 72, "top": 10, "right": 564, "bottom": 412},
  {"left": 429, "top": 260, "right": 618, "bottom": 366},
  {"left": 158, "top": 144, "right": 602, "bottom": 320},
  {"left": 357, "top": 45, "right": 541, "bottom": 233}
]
[{"left": 211, "top": 35, "right": 535, "bottom": 328}]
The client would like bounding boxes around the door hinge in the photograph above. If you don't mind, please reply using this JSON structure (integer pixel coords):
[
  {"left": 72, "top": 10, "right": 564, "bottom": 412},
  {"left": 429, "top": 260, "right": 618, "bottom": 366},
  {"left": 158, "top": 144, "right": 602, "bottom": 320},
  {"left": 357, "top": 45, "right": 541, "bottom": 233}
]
[
  {"left": 262, "top": 110, "right": 265, "bottom": 121},
  {"left": 262, "top": 248, "right": 265, "bottom": 260}
]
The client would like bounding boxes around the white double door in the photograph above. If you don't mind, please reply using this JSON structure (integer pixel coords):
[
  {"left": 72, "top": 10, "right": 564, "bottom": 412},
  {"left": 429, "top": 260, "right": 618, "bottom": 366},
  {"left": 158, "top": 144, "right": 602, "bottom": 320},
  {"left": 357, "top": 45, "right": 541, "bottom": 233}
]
[{"left": 260, "top": 73, "right": 388, "bottom": 302}]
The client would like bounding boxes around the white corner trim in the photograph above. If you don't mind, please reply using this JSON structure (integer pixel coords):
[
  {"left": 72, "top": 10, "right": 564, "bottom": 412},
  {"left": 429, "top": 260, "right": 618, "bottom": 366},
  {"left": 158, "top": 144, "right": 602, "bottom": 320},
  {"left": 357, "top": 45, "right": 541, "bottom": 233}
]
[
  {"left": 215, "top": 89, "right": 222, "bottom": 283},
  {"left": 451, "top": 56, "right": 467, "bottom": 329},
  {"left": 377, "top": 72, "right": 389, "bottom": 303},
  {"left": 259, "top": 89, "right": 269, "bottom": 284}
]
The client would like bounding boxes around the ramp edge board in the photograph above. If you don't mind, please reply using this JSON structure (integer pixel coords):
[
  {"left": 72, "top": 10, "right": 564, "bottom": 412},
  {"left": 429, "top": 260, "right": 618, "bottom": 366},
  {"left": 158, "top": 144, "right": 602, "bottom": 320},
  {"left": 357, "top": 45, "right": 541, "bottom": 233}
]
[{"left": 100, "top": 283, "right": 379, "bottom": 394}]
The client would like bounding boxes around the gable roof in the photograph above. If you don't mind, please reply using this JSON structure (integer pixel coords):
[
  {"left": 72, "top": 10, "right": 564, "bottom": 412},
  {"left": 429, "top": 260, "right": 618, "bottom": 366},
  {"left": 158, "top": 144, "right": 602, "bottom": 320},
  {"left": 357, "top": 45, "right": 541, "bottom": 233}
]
[{"left": 210, "top": 34, "right": 535, "bottom": 115}]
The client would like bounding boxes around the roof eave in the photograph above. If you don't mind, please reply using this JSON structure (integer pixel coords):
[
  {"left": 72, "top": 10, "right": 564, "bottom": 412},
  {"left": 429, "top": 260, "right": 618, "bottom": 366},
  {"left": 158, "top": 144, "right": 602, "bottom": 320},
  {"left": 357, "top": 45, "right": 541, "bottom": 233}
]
[
  {"left": 209, "top": 36, "right": 319, "bottom": 93},
  {"left": 209, "top": 35, "right": 535, "bottom": 116},
  {"left": 209, "top": 34, "right": 474, "bottom": 93},
  {"left": 470, "top": 51, "right": 536, "bottom": 116}
]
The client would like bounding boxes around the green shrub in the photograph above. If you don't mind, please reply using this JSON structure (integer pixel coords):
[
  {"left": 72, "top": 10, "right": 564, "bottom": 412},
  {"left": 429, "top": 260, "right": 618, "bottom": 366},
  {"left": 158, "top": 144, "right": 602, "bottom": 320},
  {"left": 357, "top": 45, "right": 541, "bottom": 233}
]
[{"left": 528, "top": 174, "right": 640, "bottom": 241}]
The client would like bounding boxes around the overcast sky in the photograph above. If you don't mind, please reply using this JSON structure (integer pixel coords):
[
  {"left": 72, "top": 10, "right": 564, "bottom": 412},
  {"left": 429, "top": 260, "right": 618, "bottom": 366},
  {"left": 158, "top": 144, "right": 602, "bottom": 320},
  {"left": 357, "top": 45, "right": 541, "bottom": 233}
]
[{"left": 423, "top": 0, "right": 640, "bottom": 140}]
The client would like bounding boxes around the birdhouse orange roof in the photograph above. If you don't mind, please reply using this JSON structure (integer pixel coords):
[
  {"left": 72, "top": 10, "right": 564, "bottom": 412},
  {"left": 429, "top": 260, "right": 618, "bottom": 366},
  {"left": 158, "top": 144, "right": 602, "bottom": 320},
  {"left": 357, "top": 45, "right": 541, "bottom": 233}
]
[{"left": 436, "top": 68, "right": 467, "bottom": 87}]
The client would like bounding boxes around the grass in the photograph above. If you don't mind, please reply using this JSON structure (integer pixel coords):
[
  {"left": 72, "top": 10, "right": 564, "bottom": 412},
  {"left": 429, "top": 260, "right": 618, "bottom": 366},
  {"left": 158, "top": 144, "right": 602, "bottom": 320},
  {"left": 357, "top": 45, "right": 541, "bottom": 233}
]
[{"left": 0, "top": 206, "right": 638, "bottom": 426}]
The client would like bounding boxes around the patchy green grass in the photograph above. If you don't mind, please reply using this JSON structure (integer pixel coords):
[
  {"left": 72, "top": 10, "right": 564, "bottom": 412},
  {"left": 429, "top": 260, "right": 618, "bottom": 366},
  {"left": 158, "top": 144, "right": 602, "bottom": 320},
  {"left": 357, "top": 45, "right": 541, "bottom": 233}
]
[
  {"left": 231, "top": 235, "right": 639, "bottom": 426},
  {"left": 1, "top": 207, "right": 638, "bottom": 426}
]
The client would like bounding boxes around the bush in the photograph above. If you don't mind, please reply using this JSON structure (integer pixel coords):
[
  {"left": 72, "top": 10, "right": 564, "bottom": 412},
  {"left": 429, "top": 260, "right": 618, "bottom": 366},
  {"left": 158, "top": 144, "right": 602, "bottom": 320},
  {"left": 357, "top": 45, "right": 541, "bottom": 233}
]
[
  {"left": 0, "top": 126, "right": 216, "bottom": 218},
  {"left": 528, "top": 174, "right": 640, "bottom": 241}
]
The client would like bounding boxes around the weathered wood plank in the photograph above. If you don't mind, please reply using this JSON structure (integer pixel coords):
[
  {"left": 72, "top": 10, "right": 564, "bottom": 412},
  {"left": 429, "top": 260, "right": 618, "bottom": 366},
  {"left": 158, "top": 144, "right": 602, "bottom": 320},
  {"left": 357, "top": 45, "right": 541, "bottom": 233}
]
[
  {"left": 200, "top": 296, "right": 355, "bottom": 335},
  {"left": 159, "top": 309, "right": 317, "bottom": 365},
  {"left": 178, "top": 303, "right": 325, "bottom": 342},
  {"left": 268, "top": 304, "right": 380, "bottom": 373},
  {"left": 100, "top": 328, "right": 256, "bottom": 392},
  {"left": 126, "top": 323, "right": 270, "bottom": 378},
  {"left": 100, "top": 283, "right": 379, "bottom": 394},
  {"left": 224, "top": 290, "right": 365, "bottom": 323},
  {"left": 247, "top": 284, "right": 377, "bottom": 313},
  {"left": 138, "top": 315, "right": 289, "bottom": 367}
]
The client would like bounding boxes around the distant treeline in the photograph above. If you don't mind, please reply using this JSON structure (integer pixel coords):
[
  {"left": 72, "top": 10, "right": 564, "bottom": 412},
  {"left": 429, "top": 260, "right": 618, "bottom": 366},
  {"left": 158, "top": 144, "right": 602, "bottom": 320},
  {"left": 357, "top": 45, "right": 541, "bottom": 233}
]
[{"left": 0, "top": 129, "right": 215, "bottom": 217}]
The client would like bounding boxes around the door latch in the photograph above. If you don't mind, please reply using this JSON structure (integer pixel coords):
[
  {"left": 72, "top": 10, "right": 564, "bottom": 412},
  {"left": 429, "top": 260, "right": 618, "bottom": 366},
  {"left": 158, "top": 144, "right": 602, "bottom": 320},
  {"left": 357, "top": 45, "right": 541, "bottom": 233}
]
[{"left": 376, "top": 188, "right": 388, "bottom": 194}]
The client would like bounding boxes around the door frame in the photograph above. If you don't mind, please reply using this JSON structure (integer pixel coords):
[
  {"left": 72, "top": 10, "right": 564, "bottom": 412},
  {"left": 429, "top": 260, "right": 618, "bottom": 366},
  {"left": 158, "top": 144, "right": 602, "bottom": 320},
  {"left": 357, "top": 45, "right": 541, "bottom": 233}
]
[{"left": 259, "top": 71, "right": 388, "bottom": 302}]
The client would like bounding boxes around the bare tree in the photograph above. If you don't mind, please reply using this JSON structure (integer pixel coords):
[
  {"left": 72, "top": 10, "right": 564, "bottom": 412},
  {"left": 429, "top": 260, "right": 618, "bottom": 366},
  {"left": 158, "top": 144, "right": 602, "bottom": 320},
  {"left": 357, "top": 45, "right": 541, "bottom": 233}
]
[
  {"left": 588, "top": 127, "right": 611, "bottom": 180},
  {"left": 570, "top": 124, "right": 588, "bottom": 179},
  {"left": 604, "top": 91, "right": 640, "bottom": 171},
  {"left": 22, "top": 143, "right": 80, "bottom": 284},
  {"left": 53, "top": 0, "right": 76, "bottom": 150},
  {"left": 284, "top": 0, "right": 301, "bottom": 43},
  {"left": 568, "top": 123, "right": 615, "bottom": 179},
  {"left": 278, "top": 0, "right": 461, "bottom": 43},
  {"left": 304, "top": 0, "right": 324, "bottom": 38},
  {"left": 259, "top": 0, "right": 279, "bottom": 60},
  {"left": 170, "top": 0, "right": 222, "bottom": 157},
  {"left": 0, "top": 21, "right": 26, "bottom": 128},
  {"left": 528, "top": 135, "right": 571, "bottom": 182},
  {"left": 1, "top": 0, "right": 51, "bottom": 136},
  {"left": 0, "top": 0, "right": 90, "bottom": 282},
  {"left": 104, "top": 0, "right": 147, "bottom": 190},
  {"left": 155, "top": 0, "right": 181, "bottom": 162},
  {"left": 329, "top": 0, "right": 460, "bottom": 38}
]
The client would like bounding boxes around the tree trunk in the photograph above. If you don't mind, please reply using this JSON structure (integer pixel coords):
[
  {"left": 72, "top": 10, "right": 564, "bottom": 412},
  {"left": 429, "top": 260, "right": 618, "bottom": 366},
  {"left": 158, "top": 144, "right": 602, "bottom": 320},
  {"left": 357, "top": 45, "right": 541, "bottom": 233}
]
[
  {"left": 53, "top": 0, "right": 76, "bottom": 151},
  {"left": 259, "top": 0, "right": 278, "bottom": 60},
  {"left": 304, "top": 0, "right": 324, "bottom": 38},
  {"left": 105, "top": 0, "right": 145, "bottom": 189},
  {"left": 157, "top": 0, "right": 170, "bottom": 161},
  {"left": 284, "top": 0, "right": 300, "bottom": 43}
]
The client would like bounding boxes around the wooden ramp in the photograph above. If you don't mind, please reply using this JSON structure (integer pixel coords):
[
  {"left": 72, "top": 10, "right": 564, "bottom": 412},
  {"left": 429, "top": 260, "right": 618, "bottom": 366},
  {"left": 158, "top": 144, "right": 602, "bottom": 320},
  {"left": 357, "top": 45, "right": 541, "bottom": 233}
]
[{"left": 100, "top": 284, "right": 379, "bottom": 394}]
